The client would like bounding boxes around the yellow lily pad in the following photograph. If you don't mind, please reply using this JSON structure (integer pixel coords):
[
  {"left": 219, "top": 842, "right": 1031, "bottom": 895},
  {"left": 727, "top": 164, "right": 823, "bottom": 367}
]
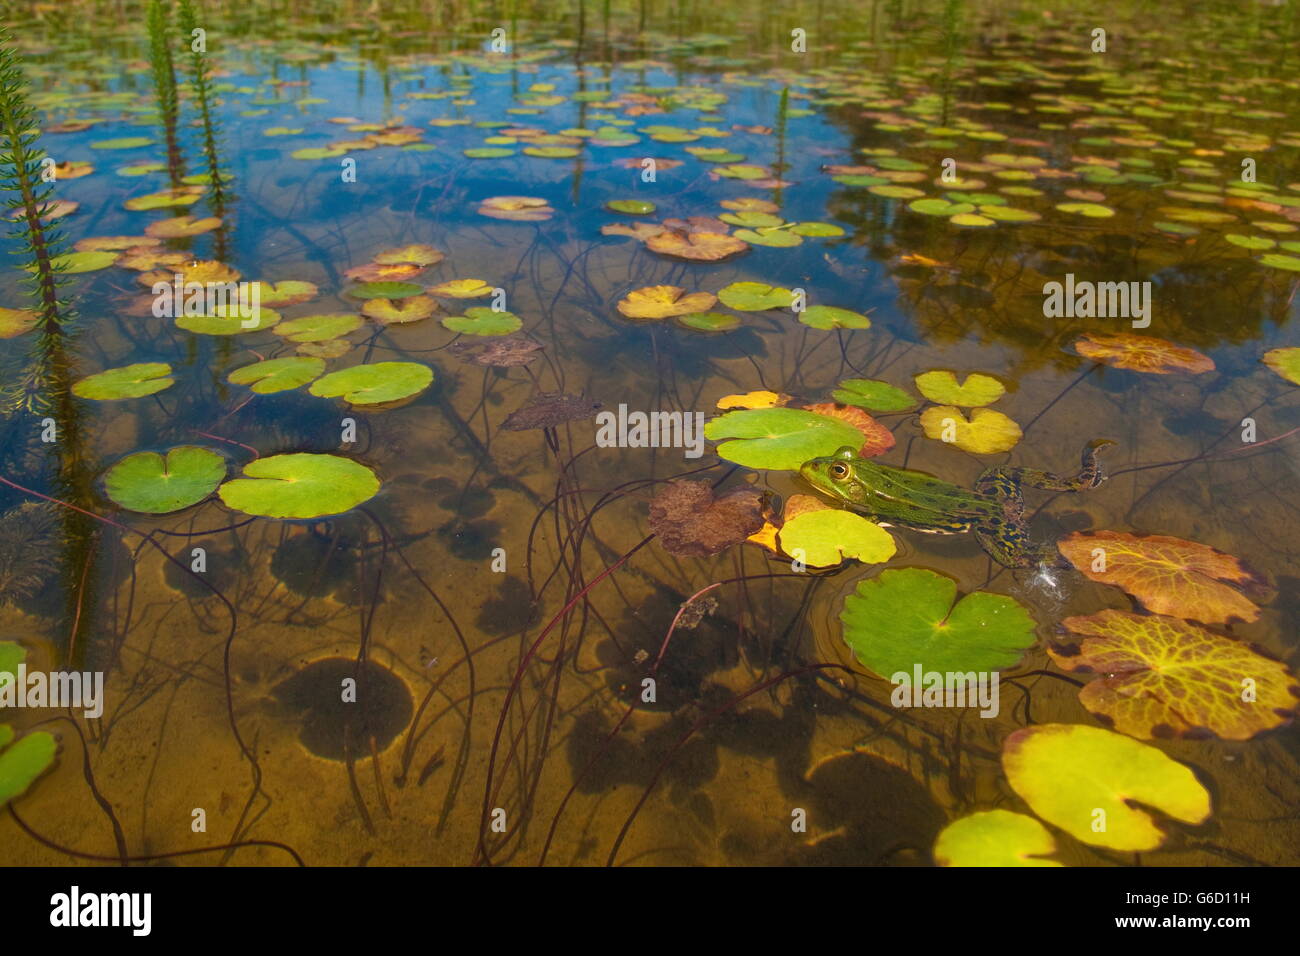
[
  {"left": 919, "top": 405, "right": 1022, "bottom": 453},
  {"left": 914, "top": 370, "right": 1005, "bottom": 407}
]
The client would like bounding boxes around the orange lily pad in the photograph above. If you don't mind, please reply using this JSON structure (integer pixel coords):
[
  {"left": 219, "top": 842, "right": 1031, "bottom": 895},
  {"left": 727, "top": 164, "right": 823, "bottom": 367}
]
[
  {"left": 1057, "top": 530, "right": 1269, "bottom": 626},
  {"left": 801, "top": 402, "right": 895, "bottom": 457},
  {"left": 1050, "top": 609, "right": 1299, "bottom": 740},
  {"left": 372, "top": 244, "right": 444, "bottom": 267},
  {"left": 1074, "top": 332, "right": 1215, "bottom": 374},
  {"left": 478, "top": 196, "right": 555, "bottom": 221},
  {"left": 145, "top": 216, "right": 222, "bottom": 238},
  {"left": 344, "top": 262, "right": 424, "bottom": 282},
  {"left": 616, "top": 285, "right": 718, "bottom": 319},
  {"left": 644, "top": 230, "right": 748, "bottom": 261}
]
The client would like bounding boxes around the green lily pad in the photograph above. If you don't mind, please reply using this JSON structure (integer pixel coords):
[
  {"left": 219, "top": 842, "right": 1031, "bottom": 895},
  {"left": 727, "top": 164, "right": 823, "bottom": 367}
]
[
  {"left": 719, "top": 211, "right": 784, "bottom": 229},
  {"left": 72, "top": 362, "right": 174, "bottom": 400},
  {"left": 228, "top": 356, "right": 326, "bottom": 394},
  {"left": 908, "top": 198, "right": 974, "bottom": 217},
  {"left": 716, "top": 281, "right": 795, "bottom": 311},
  {"left": 218, "top": 453, "right": 381, "bottom": 519},
  {"left": 1259, "top": 253, "right": 1300, "bottom": 272},
  {"left": 914, "top": 370, "right": 1005, "bottom": 407},
  {"left": 464, "top": 147, "right": 516, "bottom": 158},
  {"left": 788, "top": 221, "right": 845, "bottom": 237},
  {"left": 733, "top": 227, "right": 801, "bottom": 248},
  {"left": 869, "top": 184, "right": 926, "bottom": 199},
  {"left": 606, "top": 199, "right": 656, "bottom": 215},
  {"left": 840, "top": 567, "right": 1036, "bottom": 683},
  {"left": 308, "top": 361, "right": 434, "bottom": 405},
  {"left": 704, "top": 407, "right": 866, "bottom": 470},
  {"left": 831, "top": 378, "right": 915, "bottom": 411},
  {"left": 1002, "top": 723, "right": 1212, "bottom": 852},
  {"left": 0, "top": 641, "right": 23, "bottom": 689},
  {"left": 291, "top": 146, "right": 347, "bottom": 160},
  {"left": 90, "top": 136, "right": 154, "bottom": 149},
  {"left": 176, "top": 306, "right": 281, "bottom": 335},
  {"left": 798, "top": 305, "right": 871, "bottom": 330},
  {"left": 978, "top": 204, "right": 1041, "bottom": 223},
  {"left": 1055, "top": 202, "right": 1116, "bottom": 218},
  {"left": 28, "top": 251, "right": 117, "bottom": 274},
  {"left": 1262, "top": 347, "right": 1300, "bottom": 385},
  {"left": 1224, "top": 234, "right": 1275, "bottom": 251},
  {"left": 777, "top": 507, "right": 896, "bottom": 567},
  {"left": 348, "top": 281, "right": 426, "bottom": 300},
  {"left": 933, "top": 811, "right": 1062, "bottom": 867},
  {"left": 676, "top": 311, "right": 740, "bottom": 332},
  {"left": 104, "top": 445, "right": 226, "bottom": 513},
  {"left": 834, "top": 174, "right": 890, "bottom": 187},
  {"left": 0, "top": 724, "right": 58, "bottom": 807},
  {"left": 441, "top": 308, "right": 523, "bottom": 336},
  {"left": 274, "top": 313, "right": 363, "bottom": 343}
]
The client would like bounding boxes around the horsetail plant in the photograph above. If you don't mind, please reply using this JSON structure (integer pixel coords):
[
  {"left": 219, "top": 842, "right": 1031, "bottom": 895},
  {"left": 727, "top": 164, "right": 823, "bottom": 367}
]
[
  {"left": 178, "top": 0, "right": 227, "bottom": 207},
  {"left": 0, "top": 26, "right": 75, "bottom": 413},
  {"left": 147, "top": 0, "right": 186, "bottom": 187}
]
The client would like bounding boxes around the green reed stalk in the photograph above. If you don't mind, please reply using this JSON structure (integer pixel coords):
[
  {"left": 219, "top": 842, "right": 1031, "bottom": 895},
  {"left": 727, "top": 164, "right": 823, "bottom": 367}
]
[
  {"left": 177, "top": 0, "right": 227, "bottom": 206},
  {"left": 147, "top": 0, "right": 186, "bottom": 187}
]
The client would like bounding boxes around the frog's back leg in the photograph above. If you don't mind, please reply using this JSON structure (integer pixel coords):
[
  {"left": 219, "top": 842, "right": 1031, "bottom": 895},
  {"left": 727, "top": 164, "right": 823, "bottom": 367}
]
[{"left": 994, "top": 439, "right": 1114, "bottom": 493}]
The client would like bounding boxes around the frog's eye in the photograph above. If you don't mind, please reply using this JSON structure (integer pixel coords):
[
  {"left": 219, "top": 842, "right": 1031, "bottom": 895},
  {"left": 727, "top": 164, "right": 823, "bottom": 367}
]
[{"left": 828, "top": 462, "right": 850, "bottom": 480}]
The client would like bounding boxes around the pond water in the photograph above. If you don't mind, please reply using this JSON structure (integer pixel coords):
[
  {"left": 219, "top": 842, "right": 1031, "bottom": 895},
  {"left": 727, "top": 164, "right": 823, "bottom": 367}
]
[{"left": 1, "top": 0, "right": 1297, "bottom": 867}]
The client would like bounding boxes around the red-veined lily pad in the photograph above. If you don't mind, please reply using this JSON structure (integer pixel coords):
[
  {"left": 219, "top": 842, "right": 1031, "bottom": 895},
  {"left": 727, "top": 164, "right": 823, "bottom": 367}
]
[
  {"left": 832, "top": 378, "right": 915, "bottom": 412},
  {"left": 218, "top": 453, "right": 381, "bottom": 519},
  {"left": 1262, "top": 347, "right": 1300, "bottom": 385},
  {"left": 441, "top": 308, "right": 522, "bottom": 336},
  {"left": 704, "top": 407, "right": 868, "bottom": 471},
  {"left": 249, "top": 280, "right": 318, "bottom": 307},
  {"left": 308, "top": 362, "right": 434, "bottom": 406},
  {"left": 1074, "top": 333, "right": 1215, "bottom": 374},
  {"left": 478, "top": 196, "right": 555, "bottom": 221},
  {"left": 716, "top": 281, "right": 794, "bottom": 311},
  {"left": 362, "top": 296, "right": 438, "bottom": 324},
  {"left": 607, "top": 199, "right": 656, "bottom": 215},
  {"left": 801, "top": 402, "right": 894, "bottom": 457},
  {"left": 644, "top": 230, "right": 748, "bottom": 261},
  {"left": 798, "top": 305, "right": 871, "bottom": 330},
  {"left": 647, "top": 481, "right": 766, "bottom": 558},
  {"left": 344, "top": 262, "right": 423, "bottom": 283},
  {"left": 933, "top": 811, "right": 1062, "bottom": 867},
  {"left": 72, "top": 362, "right": 174, "bottom": 400},
  {"left": 1050, "top": 609, "right": 1298, "bottom": 740},
  {"left": 919, "top": 406, "right": 1022, "bottom": 453},
  {"left": 1057, "top": 531, "right": 1268, "bottom": 626},
  {"left": 348, "top": 281, "right": 425, "bottom": 300},
  {"left": 427, "top": 278, "right": 492, "bottom": 299},
  {"left": 772, "top": 495, "right": 896, "bottom": 568},
  {"left": 104, "top": 445, "right": 226, "bottom": 513},
  {"left": 616, "top": 285, "right": 717, "bottom": 319},
  {"left": 0, "top": 723, "right": 58, "bottom": 807},
  {"left": 176, "top": 306, "right": 281, "bottom": 335},
  {"left": 228, "top": 356, "right": 326, "bottom": 394},
  {"left": 914, "top": 370, "right": 1005, "bottom": 407},
  {"left": 840, "top": 567, "right": 1037, "bottom": 682},
  {"left": 1002, "top": 723, "right": 1211, "bottom": 852}
]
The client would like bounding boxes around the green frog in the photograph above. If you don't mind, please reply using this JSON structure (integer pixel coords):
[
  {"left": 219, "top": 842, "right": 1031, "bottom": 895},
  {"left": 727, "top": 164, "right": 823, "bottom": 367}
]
[{"left": 799, "top": 440, "right": 1113, "bottom": 568}]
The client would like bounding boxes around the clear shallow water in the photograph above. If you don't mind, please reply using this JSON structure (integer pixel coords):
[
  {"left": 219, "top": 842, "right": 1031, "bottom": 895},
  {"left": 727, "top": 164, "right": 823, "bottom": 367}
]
[{"left": 0, "top": 0, "right": 1297, "bottom": 866}]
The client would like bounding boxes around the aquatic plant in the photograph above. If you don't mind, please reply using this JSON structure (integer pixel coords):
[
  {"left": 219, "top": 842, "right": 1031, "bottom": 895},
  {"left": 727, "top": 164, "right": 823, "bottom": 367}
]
[
  {"left": 145, "top": 0, "right": 186, "bottom": 187},
  {"left": 177, "top": 0, "right": 228, "bottom": 207}
]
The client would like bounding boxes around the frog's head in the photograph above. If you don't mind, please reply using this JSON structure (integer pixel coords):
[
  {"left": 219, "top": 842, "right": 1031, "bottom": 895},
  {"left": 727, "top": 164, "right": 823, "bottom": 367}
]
[{"left": 799, "top": 445, "right": 867, "bottom": 504}]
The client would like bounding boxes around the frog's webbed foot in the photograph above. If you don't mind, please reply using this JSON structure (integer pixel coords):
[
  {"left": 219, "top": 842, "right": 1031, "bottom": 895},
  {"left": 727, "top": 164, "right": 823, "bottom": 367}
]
[{"left": 996, "top": 439, "right": 1116, "bottom": 493}]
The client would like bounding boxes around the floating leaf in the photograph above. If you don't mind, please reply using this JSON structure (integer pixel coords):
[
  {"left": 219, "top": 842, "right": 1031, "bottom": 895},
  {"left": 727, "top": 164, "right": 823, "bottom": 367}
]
[
  {"left": 616, "top": 285, "right": 717, "bottom": 319},
  {"left": 841, "top": 567, "right": 1037, "bottom": 682},
  {"left": 72, "top": 362, "right": 174, "bottom": 400},
  {"left": 427, "top": 278, "right": 492, "bottom": 299},
  {"left": 1262, "top": 347, "right": 1300, "bottom": 385},
  {"left": 775, "top": 496, "right": 896, "bottom": 567},
  {"left": 372, "top": 244, "right": 444, "bottom": 267},
  {"left": 919, "top": 406, "right": 1022, "bottom": 453},
  {"left": 644, "top": 230, "right": 748, "bottom": 261},
  {"left": 789, "top": 221, "right": 845, "bottom": 237},
  {"left": 716, "top": 281, "right": 794, "bottom": 311},
  {"left": 104, "top": 446, "right": 226, "bottom": 513},
  {"left": 1055, "top": 202, "right": 1116, "bottom": 218},
  {"left": 716, "top": 390, "right": 787, "bottom": 410},
  {"left": 831, "top": 378, "right": 915, "bottom": 412},
  {"left": 733, "top": 227, "right": 801, "bottom": 247},
  {"left": 0, "top": 724, "right": 58, "bottom": 807},
  {"left": 123, "top": 187, "right": 203, "bottom": 210},
  {"left": 29, "top": 250, "right": 117, "bottom": 274},
  {"left": 0, "top": 307, "right": 39, "bottom": 339},
  {"left": 441, "top": 307, "right": 522, "bottom": 336},
  {"left": 720, "top": 197, "right": 778, "bottom": 214},
  {"left": 176, "top": 306, "right": 281, "bottom": 335},
  {"left": 348, "top": 281, "right": 425, "bottom": 300},
  {"left": 91, "top": 136, "right": 154, "bottom": 149},
  {"left": 218, "top": 454, "right": 381, "bottom": 519},
  {"left": 478, "top": 196, "right": 555, "bottom": 221},
  {"left": 144, "top": 215, "right": 221, "bottom": 238},
  {"left": 228, "top": 356, "right": 326, "bottom": 394},
  {"left": 908, "top": 198, "right": 974, "bottom": 217},
  {"left": 344, "top": 262, "right": 423, "bottom": 283},
  {"left": 308, "top": 362, "right": 434, "bottom": 406},
  {"left": 798, "top": 305, "right": 871, "bottom": 330},
  {"left": 1074, "top": 333, "right": 1214, "bottom": 374},
  {"left": 914, "top": 370, "right": 1005, "bottom": 407},
  {"left": 606, "top": 199, "right": 656, "bottom": 215},
  {"left": 1050, "top": 610, "right": 1298, "bottom": 740},
  {"left": 1259, "top": 253, "right": 1300, "bottom": 272},
  {"left": 464, "top": 147, "right": 515, "bottom": 158},
  {"left": 933, "top": 811, "right": 1062, "bottom": 868},
  {"left": 719, "top": 211, "right": 784, "bottom": 228},
  {"left": 676, "top": 312, "right": 739, "bottom": 332},
  {"left": 1057, "top": 531, "right": 1267, "bottom": 626},
  {"left": 647, "top": 481, "right": 766, "bottom": 558},
  {"left": 801, "top": 402, "right": 894, "bottom": 457},
  {"left": 704, "top": 407, "right": 867, "bottom": 471},
  {"left": 249, "top": 280, "right": 318, "bottom": 307},
  {"left": 1002, "top": 724, "right": 1211, "bottom": 851},
  {"left": 362, "top": 296, "right": 438, "bottom": 324}
]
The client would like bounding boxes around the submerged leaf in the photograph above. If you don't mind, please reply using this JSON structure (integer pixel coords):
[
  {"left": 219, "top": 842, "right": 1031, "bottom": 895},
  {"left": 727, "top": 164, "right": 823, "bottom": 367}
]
[
  {"left": 648, "top": 481, "right": 766, "bottom": 558},
  {"left": 447, "top": 333, "right": 543, "bottom": 367},
  {"left": 501, "top": 392, "right": 601, "bottom": 431}
]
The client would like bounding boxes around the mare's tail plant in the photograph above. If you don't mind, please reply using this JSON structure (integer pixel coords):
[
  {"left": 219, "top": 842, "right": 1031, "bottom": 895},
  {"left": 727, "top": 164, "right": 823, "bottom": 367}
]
[
  {"left": 147, "top": 0, "right": 186, "bottom": 187},
  {"left": 177, "top": 0, "right": 227, "bottom": 207},
  {"left": 0, "top": 26, "right": 75, "bottom": 413}
]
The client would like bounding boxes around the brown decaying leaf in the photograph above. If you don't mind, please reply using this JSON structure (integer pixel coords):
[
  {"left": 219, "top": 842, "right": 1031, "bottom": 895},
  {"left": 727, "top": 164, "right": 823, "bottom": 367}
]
[
  {"left": 448, "top": 333, "right": 544, "bottom": 367},
  {"left": 648, "top": 480, "right": 766, "bottom": 558},
  {"left": 501, "top": 392, "right": 601, "bottom": 430}
]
